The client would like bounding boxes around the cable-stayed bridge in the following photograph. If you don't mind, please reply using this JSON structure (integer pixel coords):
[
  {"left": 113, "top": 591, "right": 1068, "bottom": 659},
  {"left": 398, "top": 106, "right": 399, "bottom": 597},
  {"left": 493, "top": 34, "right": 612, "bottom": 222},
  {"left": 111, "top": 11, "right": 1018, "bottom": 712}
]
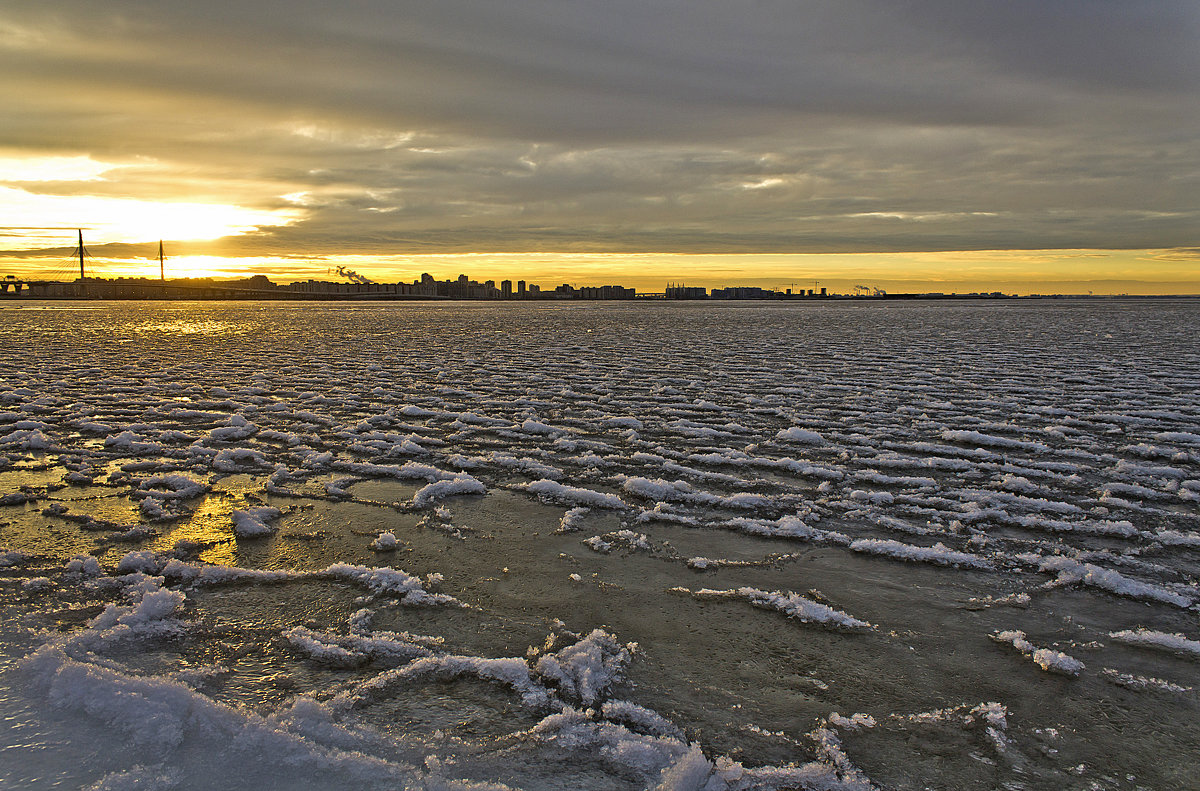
[
  {"left": 2, "top": 232, "right": 446, "bottom": 301},
  {"left": 3, "top": 230, "right": 166, "bottom": 295},
  {"left": 3, "top": 231, "right": 326, "bottom": 300}
]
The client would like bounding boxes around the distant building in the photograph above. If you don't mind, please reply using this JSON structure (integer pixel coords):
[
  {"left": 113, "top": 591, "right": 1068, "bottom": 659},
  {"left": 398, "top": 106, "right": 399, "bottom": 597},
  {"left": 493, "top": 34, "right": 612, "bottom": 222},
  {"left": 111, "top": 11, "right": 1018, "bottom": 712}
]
[
  {"left": 244, "top": 275, "right": 275, "bottom": 290},
  {"left": 665, "top": 283, "right": 707, "bottom": 299},
  {"left": 578, "top": 285, "right": 635, "bottom": 300},
  {"left": 501, "top": 279, "right": 512, "bottom": 299},
  {"left": 710, "top": 286, "right": 775, "bottom": 299},
  {"left": 288, "top": 279, "right": 430, "bottom": 297}
]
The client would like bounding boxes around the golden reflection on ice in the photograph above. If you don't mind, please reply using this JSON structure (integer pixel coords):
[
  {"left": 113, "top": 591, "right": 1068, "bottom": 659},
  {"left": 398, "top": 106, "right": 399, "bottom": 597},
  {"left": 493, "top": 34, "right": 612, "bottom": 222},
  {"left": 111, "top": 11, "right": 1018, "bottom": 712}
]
[
  {"left": 134, "top": 320, "right": 243, "bottom": 336},
  {"left": 152, "top": 494, "right": 238, "bottom": 566},
  {"left": 148, "top": 476, "right": 279, "bottom": 566}
]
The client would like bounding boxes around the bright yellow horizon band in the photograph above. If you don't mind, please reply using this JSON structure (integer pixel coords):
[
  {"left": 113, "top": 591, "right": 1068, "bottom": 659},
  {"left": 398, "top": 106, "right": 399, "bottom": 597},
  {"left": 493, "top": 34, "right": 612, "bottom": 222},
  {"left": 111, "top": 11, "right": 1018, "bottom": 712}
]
[
  {"left": 4, "top": 249, "right": 1198, "bottom": 296},
  {"left": 2, "top": 156, "right": 1195, "bottom": 295}
]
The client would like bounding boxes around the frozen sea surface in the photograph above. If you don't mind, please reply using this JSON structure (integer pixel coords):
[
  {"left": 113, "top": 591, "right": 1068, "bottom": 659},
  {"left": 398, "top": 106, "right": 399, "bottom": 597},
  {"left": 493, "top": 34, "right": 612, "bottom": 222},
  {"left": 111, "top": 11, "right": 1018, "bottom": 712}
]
[{"left": 1, "top": 299, "right": 1198, "bottom": 791}]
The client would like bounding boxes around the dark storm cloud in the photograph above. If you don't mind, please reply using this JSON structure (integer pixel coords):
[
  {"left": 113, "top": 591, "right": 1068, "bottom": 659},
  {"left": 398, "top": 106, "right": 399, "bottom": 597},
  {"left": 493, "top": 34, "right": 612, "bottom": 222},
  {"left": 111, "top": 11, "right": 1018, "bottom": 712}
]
[{"left": 1, "top": 1, "right": 1197, "bottom": 254}]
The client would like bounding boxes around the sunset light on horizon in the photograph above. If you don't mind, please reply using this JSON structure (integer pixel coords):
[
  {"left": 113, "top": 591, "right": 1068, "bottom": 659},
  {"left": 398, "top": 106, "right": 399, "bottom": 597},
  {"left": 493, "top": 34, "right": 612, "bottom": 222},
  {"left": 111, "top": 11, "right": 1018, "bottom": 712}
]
[{"left": 7, "top": 246, "right": 1199, "bottom": 296}]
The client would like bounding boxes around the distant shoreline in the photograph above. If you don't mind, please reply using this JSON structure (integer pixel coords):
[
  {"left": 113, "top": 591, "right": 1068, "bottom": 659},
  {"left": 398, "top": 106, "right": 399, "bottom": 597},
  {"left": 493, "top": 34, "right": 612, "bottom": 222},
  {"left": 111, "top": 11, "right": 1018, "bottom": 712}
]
[
  {"left": 6, "top": 273, "right": 1198, "bottom": 302},
  {"left": 3, "top": 289, "right": 1197, "bottom": 302}
]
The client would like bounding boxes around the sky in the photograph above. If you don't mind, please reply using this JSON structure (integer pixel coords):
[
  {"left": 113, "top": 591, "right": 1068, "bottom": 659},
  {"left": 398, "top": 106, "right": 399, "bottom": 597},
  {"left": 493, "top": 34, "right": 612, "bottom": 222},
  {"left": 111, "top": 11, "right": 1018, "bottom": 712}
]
[{"left": 1, "top": 1, "right": 1198, "bottom": 294}]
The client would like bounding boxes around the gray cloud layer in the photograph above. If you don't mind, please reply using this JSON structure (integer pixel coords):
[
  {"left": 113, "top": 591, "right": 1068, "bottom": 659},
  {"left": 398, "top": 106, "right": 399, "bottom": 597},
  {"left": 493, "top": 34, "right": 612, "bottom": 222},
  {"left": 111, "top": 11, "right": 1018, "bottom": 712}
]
[{"left": 2, "top": 1, "right": 1198, "bottom": 254}]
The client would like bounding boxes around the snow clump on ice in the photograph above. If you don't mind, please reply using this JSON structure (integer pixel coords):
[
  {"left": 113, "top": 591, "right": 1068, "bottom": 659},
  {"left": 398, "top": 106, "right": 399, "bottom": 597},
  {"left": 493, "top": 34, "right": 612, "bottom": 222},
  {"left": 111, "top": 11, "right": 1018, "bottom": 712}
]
[
  {"left": 408, "top": 474, "right": 485, "bottom": 508},
  {"left": 850, "top": 539, "right": 993, "bottom": 570},
  {"left": 1036, "top": 556, "right": 1193, "bottom": 607},
  {"left": 992, "top": 630, "right": 1085, "bottom": 676},
  {"left": 323, "top": 563, "right": 464, "bottom": 607},
  {"left": 556, "top": 506, "right": 591, "bottom": 533},
  {"left": 523, "top": 479, "right": 628, "bottom": 509},
  {"left": 231, "top": 506, "right": 282, "bottom": 538},
  {"left": 535, "top": 628, "right": 635, "bottom": 706},
  {"left": 776, "top": 426, "right": 825, "bottom": 444},
  {"left": 683, "top": 586, "right": 872, "bottom": 630},
  {"left": 1108, "top": 628, "right": 1200, "bottom": 657},
  {"left": 370, "top": 531, "right": 399, "bottom": 551}
]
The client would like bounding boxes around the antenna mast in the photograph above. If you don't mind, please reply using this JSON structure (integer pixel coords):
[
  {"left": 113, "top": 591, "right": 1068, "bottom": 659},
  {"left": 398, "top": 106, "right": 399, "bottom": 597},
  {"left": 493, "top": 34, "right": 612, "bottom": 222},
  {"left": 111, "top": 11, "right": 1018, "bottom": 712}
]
[
  {"left": 159, "top": 240, "right": 165, "bottom": 281},
  {"left": 78, "top": 229, "right": 85, "bottom": 280}
]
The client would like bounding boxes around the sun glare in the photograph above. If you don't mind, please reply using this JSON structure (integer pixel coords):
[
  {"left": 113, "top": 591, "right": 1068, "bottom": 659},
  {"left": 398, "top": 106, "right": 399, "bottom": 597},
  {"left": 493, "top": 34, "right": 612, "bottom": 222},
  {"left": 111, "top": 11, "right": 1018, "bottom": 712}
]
[{"left": 0, "top": 186, "right": 299, "bottom": 249}]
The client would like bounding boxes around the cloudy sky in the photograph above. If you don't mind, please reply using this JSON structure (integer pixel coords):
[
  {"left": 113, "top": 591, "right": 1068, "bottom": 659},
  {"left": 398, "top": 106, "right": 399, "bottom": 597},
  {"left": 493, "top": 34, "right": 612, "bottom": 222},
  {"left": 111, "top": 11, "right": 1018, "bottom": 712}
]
[{"left": 2, "top": 1, "right": 1198, "bottom": 292}]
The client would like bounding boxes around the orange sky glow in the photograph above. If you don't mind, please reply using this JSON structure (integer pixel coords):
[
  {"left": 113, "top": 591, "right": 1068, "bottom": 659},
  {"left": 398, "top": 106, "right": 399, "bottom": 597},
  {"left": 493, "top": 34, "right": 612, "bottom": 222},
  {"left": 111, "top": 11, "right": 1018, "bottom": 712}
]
[{"left": 5, "top": 244, "right": 1197, "bottom": 296}]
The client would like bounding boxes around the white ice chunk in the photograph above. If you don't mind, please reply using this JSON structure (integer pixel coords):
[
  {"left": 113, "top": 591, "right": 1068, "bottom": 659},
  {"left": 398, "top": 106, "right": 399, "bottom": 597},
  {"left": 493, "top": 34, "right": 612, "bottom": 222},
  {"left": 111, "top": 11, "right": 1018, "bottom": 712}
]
[
  {"left": 535, "top": 628, "right": 635, "bottom": 706},
  {"left": 524, "top": 479, "right": 628, "bottom": 509},
  {"left": 850, "top": 539, "right": 993, "bottom": 570},
  {"left": 557, "top": 506, "right": 591, "bottom": 533},
  {"left": 686, "top": 587, "right": 872, "bottom": 629},
  {"left": 776, "top": 427, "right": 825, "bottom": 444},
  {"left": 231, "top": 506, "right": 282, "bottom": 538},
  {"left": 370, "top": 531, "right": 399, "bottom": 551},
  {"left": 323, "top": 563, "right": 463, "bottom": 607},
  {"left": 409, "top": 474, "right": 486, "bottom": 508},
  {"left": 1038, "top": 556, "right": 1193, "bottom": 607},
  {"left": 992, "top": 630, "right": 1084, "bottom": 676},
  {"left": 1109, "top": 628, "right": 1200, "bottom": 657}
]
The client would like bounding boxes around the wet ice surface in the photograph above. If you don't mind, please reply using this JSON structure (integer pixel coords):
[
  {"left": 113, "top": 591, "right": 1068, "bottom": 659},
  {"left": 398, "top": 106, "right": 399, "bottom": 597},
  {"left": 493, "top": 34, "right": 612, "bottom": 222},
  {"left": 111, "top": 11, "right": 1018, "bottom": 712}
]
[{"left": 1, "top": 299, "right": 1198, "bottom": 790}]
